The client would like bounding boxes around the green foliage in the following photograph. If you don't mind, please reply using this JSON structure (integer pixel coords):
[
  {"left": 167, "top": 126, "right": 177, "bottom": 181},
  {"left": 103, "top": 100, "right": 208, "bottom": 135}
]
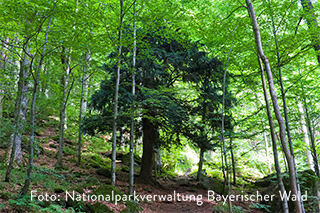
[
  {"left": 162, "top": 144, "right": 195, "bottom": 174},
  {"left": 8, "top": 195, "right": 40, "bottom": 212}
]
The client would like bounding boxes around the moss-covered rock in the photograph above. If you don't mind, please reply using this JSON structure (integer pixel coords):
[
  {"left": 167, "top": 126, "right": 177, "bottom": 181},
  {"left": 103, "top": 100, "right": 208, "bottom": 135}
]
[
  {"left": 96, "top": 168, "right": 111, "bottom": 178},
  {"left": 93, "top": 185, "right": 122, "bottom": 197},
  {"left": 86, "top": 202, "right": 113, "bottom": 213},
  {"left": 121, "top": 153, "right": 142, "bottom": 166},
  {"left": 197, "top": 176, "right": 226, "bottom": 195},
  {"left": 88, "top": 154, "right": 110, "bottom": 169}
]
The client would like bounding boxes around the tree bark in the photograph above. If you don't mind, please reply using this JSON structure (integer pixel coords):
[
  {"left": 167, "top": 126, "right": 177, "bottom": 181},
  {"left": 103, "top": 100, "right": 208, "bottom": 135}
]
[
  {"left": 246, "top": 0, "right": 304, "bottom": 211},
  {"left": 267, "top": 3, "right": 304, "bottom": 208},
  {"left": 77, "top": 51, "right": 90, "bottom": 166},
  {"left": 258, "top": 56, "right": 289, "bottom": 213},
  {"left": 297, "top": 102, "right": 313, "bottom": 170},
  {"left": 197, "top": 148, "right": 204, "bottom": 181},
  {"left": 56, "top": 47, "right": 72, "bottom": 168},
  {"left": 301, "top": 95, "right": 320, "bottom": 178},
  {"left": 5, "top": 40, "right": 30, "bottom": 181},
  {"left": 139, "top": 117, "right": 157, "bottom": 183},
  {"left": 298, "top": 0, "right": 320, "bottom": 176},
  {"left": 300, "top": 0, "right": 320, "bottom": 65},
  {"left": 20, "top": 13, "right": 53, "bottom": 195},
  {"left": 129, "top": 0, "right": 137, "bottom": 195},
  {"left": 229, "top": 134, "right": 236, "bottom": 185},
  {"left": 9, "top": 54, "right": 29, "bottom": 166},
  {"left": 264, "top": 132, "right": 271, "bottom": 173},
  {"left": 111, "top": 0, "right": 124, "bottom": 186},
  {"left": 221, "top": 36, "right": 233, "bottom": 211},
  {"left": 0, "top": 37, "right": 9, "bottom": 119}
]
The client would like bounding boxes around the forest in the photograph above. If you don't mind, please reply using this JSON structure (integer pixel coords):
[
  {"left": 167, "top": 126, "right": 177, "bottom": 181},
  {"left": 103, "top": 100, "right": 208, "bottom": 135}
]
[{"left": 0, "top": 0, "right": 320, "bottom": 212}]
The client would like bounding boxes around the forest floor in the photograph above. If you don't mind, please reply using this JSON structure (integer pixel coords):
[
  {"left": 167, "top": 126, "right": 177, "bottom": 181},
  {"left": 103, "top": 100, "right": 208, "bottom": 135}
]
[{"left": 0, "top": 126, "right": 266, "bottom": 213}]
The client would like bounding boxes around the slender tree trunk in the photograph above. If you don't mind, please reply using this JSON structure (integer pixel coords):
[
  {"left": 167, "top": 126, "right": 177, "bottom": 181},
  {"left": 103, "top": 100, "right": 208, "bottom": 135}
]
[
  {"left": 5, "top": 41, "right": 30, "bottom": 181},
  {"left": 264, "top": 132, "right": 271, "bottom": 173},
  {"left": 302, "top": 97, "right": 320, "bottom": 177},
  {"left": 129, "top": 1, "right": 136, "bottom": 195},
  {"left": 119, "top": 126, "right": 126, "bottom": 151},
  {"left": 111, "top": 0, "right": 124, "bottom": 186},
  {"left": 297, "top": 102, "right": 313, "bottom": 170},
  {"left": 258, "top": 56, "right": 289, "bottom": 213},
  {"left": 229, "top": 134, "right": 236, "bottom": 185},
  {"left": 0, "top": 37, "right": 9, "bottom": 119},
  {"left": 9, "top": 53, "right": 29, "bottom": 166},
  {"left": 56, "top": 47, "right": 72, "bottom": 169},
  {"left": 268, "top": 3, "right": 305, "bottom": 209},
  {"left": 246, "top": 1, "right": 304, "bottom": 211},
  {"left": 300, "top": 0, "right": 320, "bottom": 65},
  {"left": 77, "top": 51, "right": 89, "bottom": 166},
  {"left": 298, "top": 70, "right": 320, "bottom": 178},
  {"left": 20, "top": 13, "right": 53, "bottom": 195},
  {"left": 221, "top": 40, "right": 232, "bottom": 211}
]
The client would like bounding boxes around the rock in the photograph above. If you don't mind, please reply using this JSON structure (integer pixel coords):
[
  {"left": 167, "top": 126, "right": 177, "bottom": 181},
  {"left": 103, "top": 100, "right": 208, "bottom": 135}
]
[
  {"left": 96, "top": 168, "right": 111, "bottom": 178},
  {"left": 197, "top": 176, "right": 225, "bottom": 195},
  {"left": 121, "top": 153, "right": 142, "bottom": 166},
  {"left": 88, "top": 154, "right": 109, "bottom": 169},
  {"left": 102, "top": 178, "right": 112, "bottom": 184},
  {"left": 86, "top": 202, "right": 113, "bottom": 213}
]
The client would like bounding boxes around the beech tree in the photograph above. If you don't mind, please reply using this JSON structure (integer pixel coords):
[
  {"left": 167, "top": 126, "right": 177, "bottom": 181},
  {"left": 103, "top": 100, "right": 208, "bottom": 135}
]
[{"left": 246, "top": 0, "right": 305, "bottom": 211}]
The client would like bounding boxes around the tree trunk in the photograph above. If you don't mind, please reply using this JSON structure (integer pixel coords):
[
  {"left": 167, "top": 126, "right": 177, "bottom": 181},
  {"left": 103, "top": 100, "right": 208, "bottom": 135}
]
[
  {"left": 0, "top": 37, "right": 9, "bottom": 119},
  {"left": 111, "top": 0, "right": 124, "bottom": 186},
  {"left": 77, "top": 51, "right": 90, "bottom": 166},
  {"left": 5, "top": 41, "right": 30, "bottom": 182},
  {"left": 10, "top": 56, "right": 29, "bottom": 166},
  {"left": 197, "top": 148, "right": 204, "bottom": 181},
  {"left": 221, "top": 37, "right": 232, "bottom": 213},
  {"left": 300, "top": 0, "right": 320, "bottom": 65},
  {"left": 264, "top": 132, "right": 271, "bottom": 173},
  {"left": 56, "top": 47, "right": 72, "bottom": 168},
  {"left": 302, "top": 96, "right": 320, "bottom": 178},
  {"left": 258, "top": 56, "right": 289, "bottom": 213},
  {"left": 297, "top": 102, "right": 313, "bottom": 170},
  {"left": 246, "top": 0, "right": 304, "bottom": 211},
  {"left": 139, "top": 117, "right": 156, "bottom": 183},
  {"left": 20, "top": 13, "right": 53, "bottom": 195},
  {"left": 119, "top": 126, "right": 126, "bottom": 151},
  {"left": 299, "top": 0, "right": 320, "bottom": 178},
  {"left": 268, "top": 2, "right": 305, "bottom": 209},
  {"left": 129, "top": 0, "right": 137, "bottom": 195},
  {"left": 229, "top": 135, "right": 236, "bottom": 185}
]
